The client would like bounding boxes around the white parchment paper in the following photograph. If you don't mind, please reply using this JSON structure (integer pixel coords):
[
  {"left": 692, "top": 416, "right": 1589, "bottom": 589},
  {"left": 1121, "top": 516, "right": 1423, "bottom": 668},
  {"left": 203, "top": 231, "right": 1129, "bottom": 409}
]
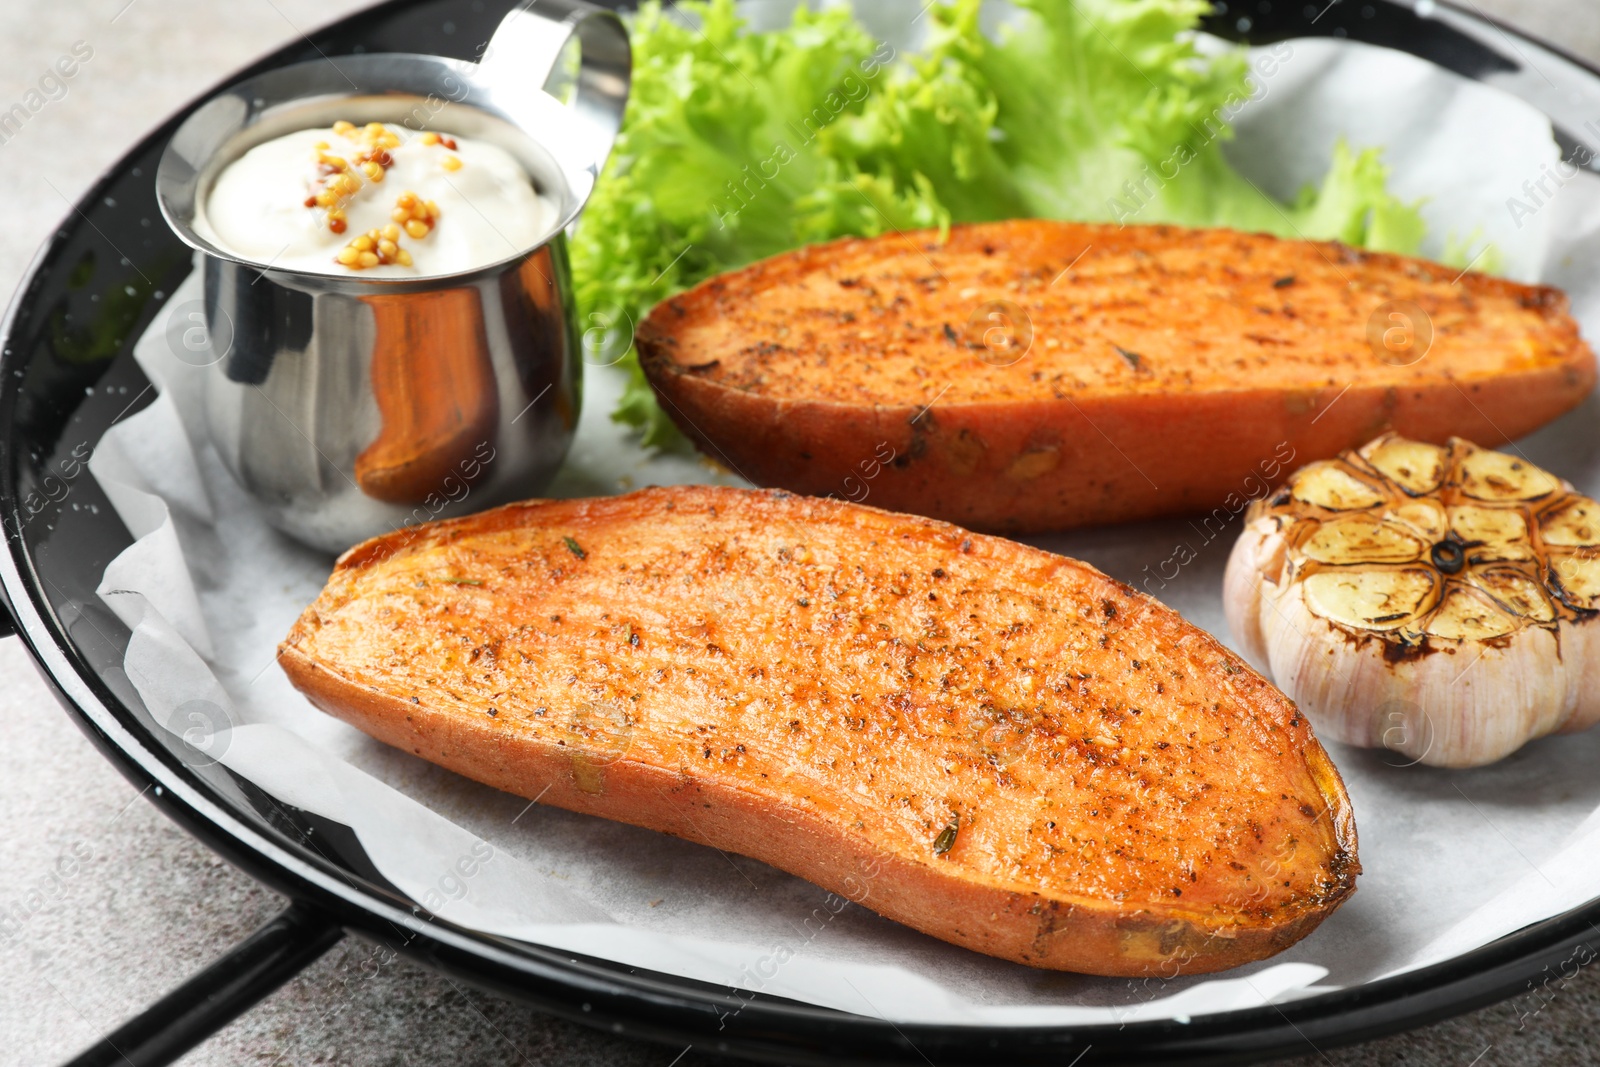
[{"left": 89, "top": 38, "right": 1600, "bottom": 1024}]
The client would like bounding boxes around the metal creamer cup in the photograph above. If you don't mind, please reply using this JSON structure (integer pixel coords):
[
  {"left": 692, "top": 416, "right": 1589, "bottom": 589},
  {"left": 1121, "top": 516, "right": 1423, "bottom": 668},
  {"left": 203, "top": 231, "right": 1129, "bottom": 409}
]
[{"left": 156, "top": 1, "right": 629, "bottom": 552}]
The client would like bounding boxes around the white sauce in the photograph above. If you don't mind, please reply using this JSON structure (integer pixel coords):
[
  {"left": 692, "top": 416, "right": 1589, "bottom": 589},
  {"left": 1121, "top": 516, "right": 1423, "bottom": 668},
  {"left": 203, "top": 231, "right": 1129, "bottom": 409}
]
[{"left": 197, "top": 122, "right": 555, "bottom": 277}]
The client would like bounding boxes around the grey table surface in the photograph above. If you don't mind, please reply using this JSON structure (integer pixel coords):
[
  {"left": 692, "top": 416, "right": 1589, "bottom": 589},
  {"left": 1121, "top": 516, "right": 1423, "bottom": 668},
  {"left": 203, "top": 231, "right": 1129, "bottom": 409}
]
[{"left": 5, "top": 0, "right": 1600, "bottom": 1064}]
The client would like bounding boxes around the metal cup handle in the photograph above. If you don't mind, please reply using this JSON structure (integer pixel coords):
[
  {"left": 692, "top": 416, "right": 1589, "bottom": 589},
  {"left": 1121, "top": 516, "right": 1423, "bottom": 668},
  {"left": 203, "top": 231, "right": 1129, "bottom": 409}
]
[{"left": 479, "top": 0, "right": 631, "bottom": 182}]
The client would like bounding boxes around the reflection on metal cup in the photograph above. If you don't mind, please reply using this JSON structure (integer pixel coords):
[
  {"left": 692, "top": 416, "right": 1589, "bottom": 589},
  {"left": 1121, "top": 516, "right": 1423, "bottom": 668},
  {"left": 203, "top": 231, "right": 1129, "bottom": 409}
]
[{"left": 352, "top": 287, "right": 500, "bottom": 505}]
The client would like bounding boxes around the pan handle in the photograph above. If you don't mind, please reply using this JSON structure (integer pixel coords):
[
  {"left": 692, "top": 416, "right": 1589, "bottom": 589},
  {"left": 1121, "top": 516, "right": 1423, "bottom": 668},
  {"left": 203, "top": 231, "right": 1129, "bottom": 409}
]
[
  {"left": 60, "top": 901, "right": 344, "bottom": 1067},
  {"left": 1201, "top": 0, "right": 1600, "bottom": 176}
]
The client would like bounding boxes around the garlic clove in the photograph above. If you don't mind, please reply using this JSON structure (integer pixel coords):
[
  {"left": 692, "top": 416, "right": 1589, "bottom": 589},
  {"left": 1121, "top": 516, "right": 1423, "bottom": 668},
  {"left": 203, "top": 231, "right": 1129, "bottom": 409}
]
[
  {"left": 1301, "top": 568, "right": 1437, "bottom": 631},
  {"left": 1450, "top": 505, "right": 1537, "bottom": 566},
  {"left": 1301, "top": 519, "right": 1425, "bottom": 565},
  {"left": 1363, "top": 436, "right": 1448, "bottom": 495},
  {"left": 1290, "top": 464, "right": 1386, "bottom": 510},
  {"left": 1457, "top": 447, "right": 1561, "bottom": 502},
  {"left": 1551, "top": 548, "right": 1600, "bottom": 604},
  {"left": 1384, "top": 500, "right": 1448, "bottom": 541},
  {"left": 1541, "top": 497, "right": 1600, "bottom": 546},
  {"left": 1471, "top": 567, "right": 1555, "bottom": 623},
  {"left": 1421, "top": 585, "right": 1518, "bottom": 641}
]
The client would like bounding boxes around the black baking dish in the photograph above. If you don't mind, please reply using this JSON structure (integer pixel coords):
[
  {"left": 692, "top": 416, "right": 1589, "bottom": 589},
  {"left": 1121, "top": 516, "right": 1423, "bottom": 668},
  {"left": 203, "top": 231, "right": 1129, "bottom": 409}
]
[{"left": 5, "top": 1, "right": 1600, "bottom": 1064}]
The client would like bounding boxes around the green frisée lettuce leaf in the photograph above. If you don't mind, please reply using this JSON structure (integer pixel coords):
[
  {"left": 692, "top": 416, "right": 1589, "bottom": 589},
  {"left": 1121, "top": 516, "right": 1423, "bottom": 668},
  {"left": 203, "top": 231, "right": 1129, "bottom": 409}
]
[{"left": 571, "top": 0, "right": 1433, "bottom": 447}]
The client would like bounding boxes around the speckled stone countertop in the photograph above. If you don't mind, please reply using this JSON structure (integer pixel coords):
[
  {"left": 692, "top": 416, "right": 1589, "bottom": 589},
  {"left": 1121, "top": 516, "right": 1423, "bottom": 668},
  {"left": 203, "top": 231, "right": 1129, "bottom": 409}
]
[{"left": 4, "top": 1, "right": 1600, "bottom": 1064}]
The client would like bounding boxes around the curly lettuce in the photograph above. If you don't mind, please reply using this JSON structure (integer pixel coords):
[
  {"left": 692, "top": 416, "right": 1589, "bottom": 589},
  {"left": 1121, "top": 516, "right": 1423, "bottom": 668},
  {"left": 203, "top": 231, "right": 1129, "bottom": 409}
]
[{"left": 571, "top": 0, "right": 1429, "bottom": 447}]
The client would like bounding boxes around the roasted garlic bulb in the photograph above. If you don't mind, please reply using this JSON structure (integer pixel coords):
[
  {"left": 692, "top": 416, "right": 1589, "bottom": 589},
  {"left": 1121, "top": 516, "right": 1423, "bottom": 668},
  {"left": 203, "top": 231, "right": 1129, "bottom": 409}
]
[{"left": 1224, "top": 434, "right": 1600, "bottom": 767}]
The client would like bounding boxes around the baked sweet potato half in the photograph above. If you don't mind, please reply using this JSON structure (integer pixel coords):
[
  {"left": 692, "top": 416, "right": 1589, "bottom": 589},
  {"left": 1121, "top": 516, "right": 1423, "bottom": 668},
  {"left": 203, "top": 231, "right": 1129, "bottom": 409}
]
[
  {"left": 282, "top": 486, "right": 1356, "bottom": 975},
  {"left": 637, "top": 221, "right": 1594, "bottom": 533}
]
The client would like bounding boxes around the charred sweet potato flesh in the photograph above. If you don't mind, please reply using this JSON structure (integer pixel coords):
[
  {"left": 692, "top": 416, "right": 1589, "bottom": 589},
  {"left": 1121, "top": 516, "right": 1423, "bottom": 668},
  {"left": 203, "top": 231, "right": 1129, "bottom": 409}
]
[{"left": 282, "top": 486, "right": 1358, "bottom": 975}]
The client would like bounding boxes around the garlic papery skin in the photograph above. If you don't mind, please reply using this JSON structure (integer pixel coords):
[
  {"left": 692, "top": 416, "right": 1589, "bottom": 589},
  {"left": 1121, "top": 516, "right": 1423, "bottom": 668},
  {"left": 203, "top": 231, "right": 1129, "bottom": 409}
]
[{"left": 1224, "top": 434, "right": 1600, "bottom": 768}]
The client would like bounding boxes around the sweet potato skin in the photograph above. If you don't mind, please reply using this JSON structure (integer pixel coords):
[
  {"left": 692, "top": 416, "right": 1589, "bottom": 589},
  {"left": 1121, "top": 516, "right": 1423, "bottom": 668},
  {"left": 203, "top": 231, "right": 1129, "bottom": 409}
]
[
  {"left": 638, "top": 221, "right": 1595, "bottom": 533},
  {"left": 281, "top": 486, "right": 1358, "bottom": 976}
]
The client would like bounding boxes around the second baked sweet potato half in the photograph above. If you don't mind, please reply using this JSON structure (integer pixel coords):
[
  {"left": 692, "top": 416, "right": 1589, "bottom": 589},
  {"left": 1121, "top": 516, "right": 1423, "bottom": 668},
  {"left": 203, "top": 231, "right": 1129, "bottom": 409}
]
[
  {"left": 281, "top": 486, "right": 1357, "bottom": 976},
  {"left": 637, "top": 221, "right": 1594, "bottom": 533}
]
